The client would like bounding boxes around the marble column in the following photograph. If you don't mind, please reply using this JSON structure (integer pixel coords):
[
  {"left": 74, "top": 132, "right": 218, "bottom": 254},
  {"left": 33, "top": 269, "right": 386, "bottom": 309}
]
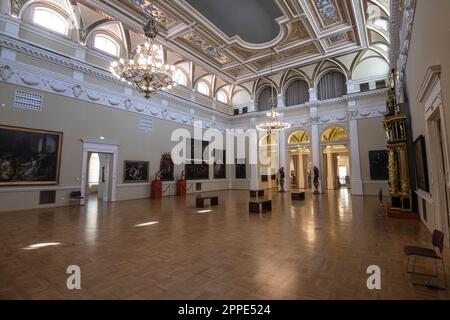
[
  {"left": 348, "top": 100, "right": 364, "bottom": 195},
  {"left": 297, "top": 153, "right": 304, "bottom": 189},
  {"left": 326, "top": 151, "right": 336, "bottom": 190}
]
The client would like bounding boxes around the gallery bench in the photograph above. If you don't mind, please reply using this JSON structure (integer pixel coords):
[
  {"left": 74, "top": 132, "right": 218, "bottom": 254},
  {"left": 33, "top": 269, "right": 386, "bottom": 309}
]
[
  {"left": 249, "top": 199, "right": 272, "bottom": 214},
  {"left": 196, "top": 196, "right": 219, "bottom": 208},
  {"left": 291, "top": 192, "right": 306, "bottom": 201},
  {"left": 250, "top": 190, "right": 265, "bottom": 198}
]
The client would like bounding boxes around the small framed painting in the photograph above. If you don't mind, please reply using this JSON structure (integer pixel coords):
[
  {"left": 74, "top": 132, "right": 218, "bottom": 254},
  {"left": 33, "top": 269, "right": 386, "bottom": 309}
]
[{"left": 123, "top": 161, "right": 149, "bottom": 183}]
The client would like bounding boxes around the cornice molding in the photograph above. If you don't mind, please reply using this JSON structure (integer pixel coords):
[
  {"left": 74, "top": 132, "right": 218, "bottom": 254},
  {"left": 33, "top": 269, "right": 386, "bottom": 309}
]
[
  {"left": 0, "top": 59, "right": 230, "bottom": 132},
  {"left": 0, "top": 32, "right": 233, "bottom": 119}
]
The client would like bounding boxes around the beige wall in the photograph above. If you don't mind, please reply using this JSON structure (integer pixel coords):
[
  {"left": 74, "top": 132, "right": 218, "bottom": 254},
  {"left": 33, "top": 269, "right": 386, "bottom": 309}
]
[
  {"left": 404, "top": 0, "right": 450, "bottom": 231},
  {"left": 357, "top": 117, "right": 389, "bottom": 196},
  {"left": 0, "top": 82, "right": 240, "bottom": 212}
]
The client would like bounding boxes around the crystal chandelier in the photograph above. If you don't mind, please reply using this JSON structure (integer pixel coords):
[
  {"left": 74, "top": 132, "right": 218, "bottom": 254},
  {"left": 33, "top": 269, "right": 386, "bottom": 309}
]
[
  {"left": 256, "top": 52, "right": 291, "bottom": 133},
  {"left": 110, "top": 6, "right": 176, "bottom": 99}
]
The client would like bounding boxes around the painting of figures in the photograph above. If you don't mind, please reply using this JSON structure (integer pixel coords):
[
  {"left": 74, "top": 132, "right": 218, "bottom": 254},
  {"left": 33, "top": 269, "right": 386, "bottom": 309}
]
[{"left": 0, "top": 125, "right": 63, "bottom": 186}]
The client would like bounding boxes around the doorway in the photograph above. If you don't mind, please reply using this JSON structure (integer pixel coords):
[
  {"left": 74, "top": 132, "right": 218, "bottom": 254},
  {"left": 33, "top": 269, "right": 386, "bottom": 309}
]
[
  {"left": 287, "top": 130, "right": 312, "bottom": 190},
  {"left": 427, "top": 110, "right": 450, "bottom": 240},
  {"left": 86, "top": 152, "right": 113, "bottom": 202},
  {"left": 80, "top": 141, "right": 118, "bottom": 204}
]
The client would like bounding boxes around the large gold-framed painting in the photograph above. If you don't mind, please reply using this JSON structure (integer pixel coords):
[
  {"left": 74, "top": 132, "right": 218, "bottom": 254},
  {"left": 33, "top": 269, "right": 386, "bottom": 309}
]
[{"left": 0, "top": 125, "right": 63, "bottom": 186}]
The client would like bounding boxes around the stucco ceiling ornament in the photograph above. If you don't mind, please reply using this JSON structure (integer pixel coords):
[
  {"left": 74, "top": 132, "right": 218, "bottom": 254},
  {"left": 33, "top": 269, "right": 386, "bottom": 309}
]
[{"left": 0, "top": 65, "right": 13, "bottom": 81}]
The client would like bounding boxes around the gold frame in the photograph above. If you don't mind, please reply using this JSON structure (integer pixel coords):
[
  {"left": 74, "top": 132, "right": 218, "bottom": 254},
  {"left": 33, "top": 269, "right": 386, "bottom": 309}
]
[
  {"left": 0, "top": 125, "right": 63, "bottom": 187},
  {"left": 123, "top": 160, "right": 150, "bottom": 183}
]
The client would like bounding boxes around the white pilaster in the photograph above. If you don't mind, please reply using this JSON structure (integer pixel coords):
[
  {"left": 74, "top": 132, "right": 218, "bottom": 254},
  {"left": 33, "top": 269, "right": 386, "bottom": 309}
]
[
  {"left": 326, "top": 151, "right": 336, "bottom": 190},
  {"left": 0, "top": 1, "right": 11, "bottom": 15},
  {"left": 309, "top": 88, "right": 318, "bottom": 102},
  {"left": 298, "top": 153, "right": 304, "bottom": 189},
  {"left": 310, "top": 106, "right": 323, "bottom": 193},
  {"left": 277, "top": 95, "right": 285, "bottom": 108},
  {"left": 250, "top": 118, "right": 260, "bottom": 190},
  {"left": 248, "top": 100, "right": 256, "bottom": 112},
  {"left": 346, "top": 81, "right": 358, "bottom": 94},
  {"left": 1, "top": 18, "right": 19, "bottom": 61},
  {"left": 348, "top": 100, "right": 364, "bottom": 195},
  {"left": 279, "top": 129, "right": 289, "bottom": 191},
  {"left": 75, "top": 47, "right": 87, "bottom": 62}
]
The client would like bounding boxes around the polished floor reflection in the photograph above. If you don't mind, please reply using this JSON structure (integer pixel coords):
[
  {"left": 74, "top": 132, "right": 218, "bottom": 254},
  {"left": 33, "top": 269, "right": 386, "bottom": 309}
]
[{"left": 0, "top": 190, "right": 449, "bottom": 299}]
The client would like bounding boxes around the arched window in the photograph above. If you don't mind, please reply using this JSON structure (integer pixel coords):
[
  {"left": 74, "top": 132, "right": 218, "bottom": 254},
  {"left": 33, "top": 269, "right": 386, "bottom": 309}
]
[
  {"left": 33, "top": 7, "right": 69, "bottom": 35},
  {"left": 317, "top": 71, "right": 347, "bottom": 100},
  {"left": 197, "top": 81, "right": 210, "bottom": 96},
  {"left": 321, "top": 127, "right": 349, "bottom": 142},
  {"left": 217, "top": 91, "right": 227, "bottom": 104},
  {"left": 94, "top": 34, "right": 120, "bottom": 57},
  {"left": 173, "top": 69, "right": 187, "bottom": 86},
  {"left": 257, "top": 86, "right": 274, "bottom": 112},
  {"left": 285, "top": 79, "right": 309, "bottom": 106},
  {"left": 288, "top": 130, "right": 310, "bottom": 144}
]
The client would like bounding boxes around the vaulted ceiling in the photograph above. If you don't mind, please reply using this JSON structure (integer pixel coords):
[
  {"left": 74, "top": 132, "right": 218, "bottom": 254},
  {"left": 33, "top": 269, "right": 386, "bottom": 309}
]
[
  {"left": 109, "top": 0, "right": 384, "bottom": 84},
  {"left": 34, "top": 0, "right": 390, "bottom": 85}
]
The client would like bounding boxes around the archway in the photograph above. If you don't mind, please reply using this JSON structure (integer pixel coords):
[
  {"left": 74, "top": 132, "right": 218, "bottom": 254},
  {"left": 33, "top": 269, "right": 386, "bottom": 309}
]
[
  {"left": 287, "top": 130, "right": 311, "bottom": 189},
  {"left": 321, "top": 127, "right": 350, "bottom": 190}
]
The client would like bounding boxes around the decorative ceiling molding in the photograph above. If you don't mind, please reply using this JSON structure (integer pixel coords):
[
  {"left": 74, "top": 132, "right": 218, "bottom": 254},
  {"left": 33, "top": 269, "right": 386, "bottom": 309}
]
[
  {"left": 98, "top": 0, "right": 367, "bottom": 83},
  {"left": 389, "top": 0, "right": 416, "bottom": 102}
]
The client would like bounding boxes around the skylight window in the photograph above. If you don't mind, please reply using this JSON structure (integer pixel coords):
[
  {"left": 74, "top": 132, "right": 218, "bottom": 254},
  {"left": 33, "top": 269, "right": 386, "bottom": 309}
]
[
  {"left": 33, "top": 7, "right": 69, "bottom": 35},
  {"left": 94, "top": 35, "right": 120, "bottom": 57}
]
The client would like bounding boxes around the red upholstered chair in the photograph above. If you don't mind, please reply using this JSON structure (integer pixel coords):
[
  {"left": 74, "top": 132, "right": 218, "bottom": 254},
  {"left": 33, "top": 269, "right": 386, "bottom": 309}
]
[{"left": 404, "top": 230, "right": 447, "bottom": 289}]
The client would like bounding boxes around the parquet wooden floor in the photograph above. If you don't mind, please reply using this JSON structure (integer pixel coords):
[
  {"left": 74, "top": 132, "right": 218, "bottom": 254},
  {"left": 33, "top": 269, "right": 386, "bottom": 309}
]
[{"left": 0, "top": 189, "right": 449, "bottom": 300}]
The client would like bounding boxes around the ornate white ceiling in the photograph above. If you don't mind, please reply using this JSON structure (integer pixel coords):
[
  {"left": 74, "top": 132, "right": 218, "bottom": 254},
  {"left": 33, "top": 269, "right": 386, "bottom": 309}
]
[
  {"left": 118, "top": 0, "right": 368, "bottom": 83},
  {"left": 17, "top": 0, "right": 389, "bottom": 85}
]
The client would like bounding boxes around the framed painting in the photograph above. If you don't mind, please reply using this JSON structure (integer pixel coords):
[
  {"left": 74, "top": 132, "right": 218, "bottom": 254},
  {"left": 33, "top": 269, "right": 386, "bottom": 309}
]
[
  {"left": 414, "top": 135, "right": 430, "bottom": 192},
  {"left": 123, "top": 161, "right": 149, "bottom": 183},
  {"left": 369, "top": 150, "right": 389, "bottom": 180},
  {"left": 0, "top": 125, "right": 63, "bottom": 186},
  {"left": 186, "top": 139, "right": 210, "bottom": 180}
]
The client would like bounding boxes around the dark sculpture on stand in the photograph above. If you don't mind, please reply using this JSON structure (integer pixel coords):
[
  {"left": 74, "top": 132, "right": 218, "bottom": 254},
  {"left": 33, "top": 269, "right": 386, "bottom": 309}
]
[
  {"left": 159, "top": 152, "right": 174, "bottom": 181},
  {"left": 313, "top": 166, "right": 320, "bottom": 194},
  {"left": 383, "top": 69, "right": 412, "bottom": 213},
  {"left": 278, "top": 167, "right": 285, "bottom": 193}
]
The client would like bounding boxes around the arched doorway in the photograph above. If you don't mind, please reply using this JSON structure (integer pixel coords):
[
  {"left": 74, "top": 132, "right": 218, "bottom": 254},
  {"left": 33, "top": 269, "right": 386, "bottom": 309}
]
[
  {"left": 321, "top": 127, "right": 350, "bottom": 190},
  {"left": 288, "top": 130, "right": 311, "bottom": 189}
]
